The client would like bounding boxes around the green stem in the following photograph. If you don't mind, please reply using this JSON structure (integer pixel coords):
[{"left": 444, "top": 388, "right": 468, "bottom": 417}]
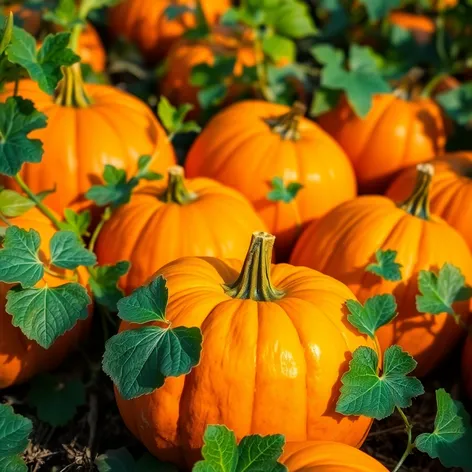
[
  {"left": 224, "top": 232, "right": 285, "bottom": 301},
  {"left": 253, "top": 28, "right": 276, "bottom": 103},
  {"left": 421, "top": 72, "right": 449, "bottom": 98},
  {"left": 14, "top": 174, "right": 62, "bottom": 230},
  {"left": 0, "top": 213, "right": 12, "bottom": 227},
  {"left": 393, "top": 407, "right": 416, "bottom": 472},
  {"left": 435, "top": 14, "right": 448, "bottom": 67},
  {"left": 161, "top": 166, "right": 197, "bottom": 205},
  {"left": 44, "top": 265, "right": 78, "bottom": 282},
  {"left": 88, "top": 207, "right": 111, "bottom": 253},
  {"left": 399, "top": 163, "right": 433, "bottom": 220}
]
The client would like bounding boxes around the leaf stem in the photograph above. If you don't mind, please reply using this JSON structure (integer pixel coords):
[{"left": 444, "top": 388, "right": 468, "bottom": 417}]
[
  {"left": 88, "top": 207, "right": 111, "bottom": 253},
  {"left": 253, "top": 28, "right": 276, "bottom": 102},
  {"left": 13, "top": 77, "right": 19, "bottom": 97},
  {"left": 43, "top": 265, "right": 77, "bottom": 282},
  {"left": 14, "top": 174, "right": 62, "bottom": 230},
  {"left": 421, "top": 72, "right": 448, "bottom": 98},
  {"left": 435, "top": 14, "right": 449, "bottom": 67},
  {"left": 393, "top": 406, "right": 416, "bottom": 472},
  {"left": 0, "top": 213, "right": 12, "bottom": 227}
]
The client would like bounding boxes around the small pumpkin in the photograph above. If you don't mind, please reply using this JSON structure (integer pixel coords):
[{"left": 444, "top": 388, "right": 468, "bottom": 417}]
[
  {"left": 291, "top": 164, "right": 472, "bottom": 376},
  {"left": 95, "top": 166, "right": 267, "bottom": 294},
  {"left": 317, "top": 93, "right": 446, "bottom": 193},
  {"left": 185, "top": 100, "right": 356, "bottom": 260},
  {"left": 387, "top": 152, "right": 472, "bottom": 252},
  {"left": 115, "top": 232, "right": 374, "bottom": 468},
  {"left": 281, "top": 441, "right": 388, "bottom": 472},
  {"left": 462, "top": 337, "right": 472, "bottom": 399},
  {"left": 0, "top": 209, "right": 91, "bottom": 389},
  {"left": 108, "top": 0, "right": 231, "bottom": 63},
  {"left": 0, "top": 65, "right": 176, "bottom": 213},
  {"left": 160, "top": 27, "right": 257, "bottom": 117}
]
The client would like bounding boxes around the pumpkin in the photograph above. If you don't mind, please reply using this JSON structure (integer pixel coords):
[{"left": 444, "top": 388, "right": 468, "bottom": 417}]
[
  {"left": 291, "top": 164, "right": 472, "bottom": 376},
  {"left": 388, "top": 12, "right": 435, "bottom": 44},
  {"left": 160, "top": 27, "right": 257, "bottom": 118},
  {"left": 0, "top": 65, "right": 176, "bottom": 213},
  {"left": 387, "top": 152, "right": 472, "bottom": 252},
  {"left": 108, "top": 0, "right": 231, "bottom": 63},
  {"left": 0, "top": 209, "right": 91, "bottom": 388},
  {"left": 462, "top": 337, "right": 472, "bottom": 399},
  {"left": 317, "top": 93, "right": 446, "bottom": 193},
  {"left": 281, "top": 441, "right": 388, "bottom": 472},
  {"left": 115, "top": 231, "right": 374, "bottom": 468},
  {"left": 185, "top": 100, "right": 356, "bottom": 260},
  {"left": 4, "top": 4, "right": 106, "bottom": 72},
  {"left": 95, "top": 166, "right": 268, "bottom": 294}
]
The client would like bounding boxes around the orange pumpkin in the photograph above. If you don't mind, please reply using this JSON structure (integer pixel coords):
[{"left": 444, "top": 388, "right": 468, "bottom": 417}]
[
  {"left": 108, "top": 0, "right": 231, "bottom": 63},
  {"left": 185, "top": 100, "right": 356, "bottom": 260},
  {"left": 281, "top": 441, "right": 388, "bottom": 471},
  {"left": 291, "top": 164, "right": 472, "bottom": 376},
  {"left": 115, "top": 232, "right": 374, "bottom": 468},
  {"left": 0, "top": 65, "right": 176, "bottom": 213},
  {"left": 387, "top": 152, "right": 472, "bottom": 252},
  {"left": 0, "top": 209, "right": 91, "bottom": 388},
  {"left": 317, "top": 94, "right": 446, "bottom": 193},
  {"left": 160, "top": 27, "right": 257, "bottom": 117},
  {"left": 462, "top": 337, "right": 472, "bottom": 399},
  {"left": 95, "top": 166, "right": 267, "bottom": 294}
]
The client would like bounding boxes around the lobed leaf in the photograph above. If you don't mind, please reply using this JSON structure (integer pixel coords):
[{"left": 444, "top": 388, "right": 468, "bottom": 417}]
[
  {"left": 89, "top": 261, "right": 130, "bottom": 311},
  {"left": 49, "top": 230, "right": 97, "bottom": 269},
  {"left": 366, "top": 249, "right": 403, "bottom": 282}
]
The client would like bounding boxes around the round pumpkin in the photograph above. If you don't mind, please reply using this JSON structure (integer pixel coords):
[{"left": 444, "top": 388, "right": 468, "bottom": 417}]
[
  {"left": 95, "top": 166, "right": 268, "bottom": 294},
  {"left": 115, "top": 232, "right": 374, "bottom": 468},
  {"left": 0, "top": 65, "right": 176, "bottom": 213},
  {"left": 185, "top": 100, "right": 356, "bottom": 260},
  {"left": 462, "top": 337, "right": 472, "bottom": 399},
  {"left": 281, "top": 441, "right": 388, "bottom": 472},
  {"left": 108, "top": 0, "right": 231, "bottom": 63},
  {"left": 317, "top": 93, "right": 446, "bottom": 193},
  {"left": 387, "top": 152, "right": 472, "bottom": 252},
  {"left": 0, "top": 209, "right": 91, "bottom": 388},
  {"left": 291, "top": 164, "right": 472, "bottom": 376},
  {"left": 160, "top": 27, "right": 257, "bottom": 118}
]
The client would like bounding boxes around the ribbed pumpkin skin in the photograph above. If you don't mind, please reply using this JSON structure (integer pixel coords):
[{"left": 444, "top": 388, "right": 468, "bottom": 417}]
[
  {"left": 95, "top": 178, "right": 267, "bottom": 294},
  {"left": 108, "top": 0, "right": 231, "bottom": 62},
  {"left": 161, "top": 32, "right": 256, "bottom": 117},
  {"left": 317, "top": 94, "right": 446, "bottom": 193},
  {"left": 462, "top": 337, "right": 472, "bottom": 399},
  {"left": 387, "top": 153, "right": 472, "bottom": 251},
  {"left": 0, "top": 209, "right": 91, "bottom": 389},
  {"left": 290, "top": 196, "right": 472, "bottom": 376},
  {"left": 281, "top": 441, "right": 388, "bottom": 472},
  {"left": 115, "top": 257, "right": 374, "bottom": 468},
  {"left": 185, "top": 100, "right": 357, "bottom": 260},
  {"left": 0, "top": 80, "right": 176, "bottom": 213}
]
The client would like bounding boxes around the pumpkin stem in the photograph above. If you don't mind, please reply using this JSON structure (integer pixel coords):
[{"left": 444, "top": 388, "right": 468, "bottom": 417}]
[
  {"left": 393, "top": 67, "right": 424, "bottom": 100},
  {"left": 162, "top": 166, "right": 197, "bottom": 205},
  {"left": 264, "top": 102, "right": 306, "bottom": 141},
  {"left": 399, "top": 163, "right": 434, "bottom": 220},
  {"left": 224, "top": 232, "right": 285, "bottom": 302},
  {"left": 55, "top": 64, "right": 92, "bottom": 108}
]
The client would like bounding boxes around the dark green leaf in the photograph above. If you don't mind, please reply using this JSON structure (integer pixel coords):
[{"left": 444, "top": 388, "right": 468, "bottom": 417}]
[
  {"left": 366, "top": 249, "right": 403, "bottom": 281},
  {"left": 6, "top": 283, "right": 91, "bottom": 348},
  {"left": 336, "top": 345, "right": 424, "bottom": 420},
  {"left": 183, "top": 0, "right": 210, "bottom": 39},
  {"left": 95, "top": 448, "right": 135, "bottom": 472},
  {"left": 198, "top": 83, "right": 228, "bottom": 109},
  {"left": 103, "top": 165, "right": 127, "bottom": 185},
  {"left": 359, "top": 0, "right": 401, "bottom": 21},
  {"left": 102, "top": 325, "right": 202, "bottom": 399},
  {"left": 0, "top": 12, "right": 13, "bottom": 55},
  {"left": 262, "top": 35, "right": 295, "bottom": 62},
  {"left": 60, "top": 209, "right": 91, "bottom": 238},
  {"left": 0, "top": 226, "right": 43, "bottom": 288},
  {"left": 0, "top": 189, "right": 35, "bottom": 217},
  {"left": 0, "top": 455, "right": 28, "bottom": 472},
  {"left": 49, "top": 230, "right": 96, "bottom": 269},
  {"left": 346, "top": 294, "right": 398, "bottom": 339},
  {"left": 0, "top": 97, "right": 47, "bottom": 176},
  {"left": 310, "top": 87, "right": 342, "bottom": 116},
  {"left": 436, "top": 83, "right": 472, "bottom": 126},
  {"left": 267, "top": 177, "right": 303, "bottom": 203},
  {"left": 163, "top": 5, "right": 192, "bottom": 20},
  {"left": 27, "top": 375, "right": 86, "bottom": 427},
  {"left": 0, "top": 404, "right": 32, "bottom": 458},
  {"left": 237, "top": 433, "right": 286, "bottom": 471},
  {"left": 135, "top": 453, "right": 178, "bottom": 472},
  {"left": 416, "top": 263, "right": 472, "bottom": 315},
  {"left": 117, "top": 276, "right": 168, "bottom": 324},
  {"left": 89, "top": 261, "right": 130, "bottom": 311}
]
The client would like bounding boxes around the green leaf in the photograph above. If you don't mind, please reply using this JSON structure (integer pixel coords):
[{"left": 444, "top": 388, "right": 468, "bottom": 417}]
[
  {"left": 0, "top": 455, "right": 28, "bottom": 472},
  {"left": 265, "top": 0, "right": 317, "bottom": 38},
  {"left": 43, "top": 0, "right": 82, "bottom": 29},
  {"left": 0, "top": 226, "right": 43, "bottom": 288},
  {"left": 416, "top": 389, "right": 465, "bottom": 459},
  {"left": 164, "top": 5, "right": 193, "bottom": 20},
  {"left": 49, "top": 230, "right": 97, "bottom": 269},
  {"left": 416, "top": 263, "right": 472, "bottom": 315},
  {"left": 102, "top": 325, "right": 203, "bottom": 400},
  {"left": 183, "top": 0, "right": 210, "bottom": 40},
  {"left": 6, "top": 283, "right": 91, "bottom": 348},
  {"left": 336, "top": 345, "right": 424, "bottom": 420},
  {"left": 237, "top": 433, "right": 286, "bottom": 471},
  {"left": 0, "top": 404, "right": 32, "bottom": 458},
  {"left": 60, "top": 209, "right": 91, "bottom": 238},
  {"left": 157, "top": 97, "right": 200, "bottom": 136},
  {"left": 346, "top": 294, "right": 398, "bottom": 339},
  {"left": 198, "top": 83, "right": 228, "bottom": 109},
  {"left": 27, "top": 375, "right": 86, "bottom": 427},
  {"left": 7, "top": 30, "right": 80, "bottom": 95},
  {"left": 95, "top": 448, "right": 135, "bottom": 472},
  {"left": 366, "top": 249, "right": 403, "bottom": 282},
  {"left": 359, "top": 0, "right": 401, "bottom": 20},
  {"left": 0, "top": 12, "right": 14, "bottom": 55},
  {"left": 0, "top": 96, "right": 47, "bottom": 177},
  {"left": 262, "top": 35, "right": 296, "bottom": 62},
  {"left": 117, "top": 277, "right": 168, "bottom": 324},
  {"left": 310, "top": 87, "right": 342, "bottom": 116},
  {"left": 436, "top": 83, "right": 472, "bottom": 126},
  {"left": 0, "top": 189, "right": 35, "bottom": 217},
  {"left": 89, "top": 261, "right": 130, "bottom": 311},
  {"left": 267, "top": 176, "right": 303, "bottom": 203}
]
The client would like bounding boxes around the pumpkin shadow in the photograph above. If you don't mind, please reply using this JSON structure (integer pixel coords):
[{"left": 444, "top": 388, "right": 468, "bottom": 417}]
[{"left": 416, "top": 109, "right": 444, "bottom": 157}]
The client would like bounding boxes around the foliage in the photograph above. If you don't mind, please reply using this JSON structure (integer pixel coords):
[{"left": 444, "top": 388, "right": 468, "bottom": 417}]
[
  {"left": 366, "top": 249, "right": 403, "bottom": 282},
  {"left": 267, "top": 177, "right": 303, "bottom": 204}
]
